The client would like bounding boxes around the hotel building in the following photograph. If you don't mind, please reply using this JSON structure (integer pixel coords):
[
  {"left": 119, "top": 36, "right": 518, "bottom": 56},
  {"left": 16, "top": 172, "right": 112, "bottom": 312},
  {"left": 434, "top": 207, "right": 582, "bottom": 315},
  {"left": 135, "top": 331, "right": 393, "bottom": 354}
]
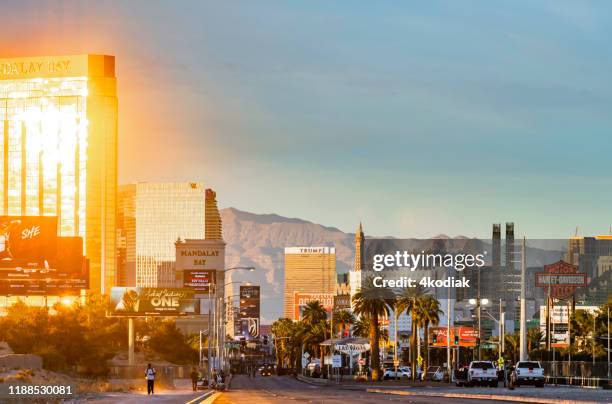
[
  {"left": 284, "top": 246, "right": 336, "bottom": 320},
  {"left": 0, "top": 55, "right": 117, "bottom": 294},
  {"left": 116, "top": 182, "right": 206, "bottom": 287}
]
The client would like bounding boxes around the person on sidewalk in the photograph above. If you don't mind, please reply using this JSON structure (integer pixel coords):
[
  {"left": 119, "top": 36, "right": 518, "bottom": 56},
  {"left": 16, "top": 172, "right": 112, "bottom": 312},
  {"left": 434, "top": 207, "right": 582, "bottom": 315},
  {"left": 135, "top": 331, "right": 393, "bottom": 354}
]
[
  {"left": 145, "top": 363, "right": 156, "bottom": 395},
  {"left": 190, "top": 367, "right": 199, "bottom": 391}
]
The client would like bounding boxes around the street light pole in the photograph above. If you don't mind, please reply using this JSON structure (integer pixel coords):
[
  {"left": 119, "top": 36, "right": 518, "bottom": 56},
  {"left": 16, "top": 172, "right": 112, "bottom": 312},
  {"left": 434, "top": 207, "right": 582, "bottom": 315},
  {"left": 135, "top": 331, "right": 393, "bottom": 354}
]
[{"left": 519, "top": 237, "right": 527, "bottom": 362}]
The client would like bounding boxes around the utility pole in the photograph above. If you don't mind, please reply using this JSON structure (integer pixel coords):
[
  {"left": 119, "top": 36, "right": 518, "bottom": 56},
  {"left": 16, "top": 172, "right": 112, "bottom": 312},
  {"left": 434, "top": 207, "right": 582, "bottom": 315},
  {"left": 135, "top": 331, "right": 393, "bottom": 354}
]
[
  {"left": 607, "top": 306, "right": 610, "bottom": 379},
  {"left": 447, "top": 286, "right": 451, "bottom": 381},
  {"left": 519, "top": 237, "right": 527, "bottom": 362},
  {"left": 128, "top": 318, "right": 134, "bottom": 366}
]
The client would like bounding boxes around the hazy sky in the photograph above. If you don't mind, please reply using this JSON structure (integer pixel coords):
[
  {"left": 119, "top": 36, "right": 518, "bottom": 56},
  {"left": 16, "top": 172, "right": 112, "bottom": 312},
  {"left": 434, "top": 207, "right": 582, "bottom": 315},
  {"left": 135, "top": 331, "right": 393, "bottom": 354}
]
[{"left": 2, "top": 1, "right": 611, "bottom": 238}]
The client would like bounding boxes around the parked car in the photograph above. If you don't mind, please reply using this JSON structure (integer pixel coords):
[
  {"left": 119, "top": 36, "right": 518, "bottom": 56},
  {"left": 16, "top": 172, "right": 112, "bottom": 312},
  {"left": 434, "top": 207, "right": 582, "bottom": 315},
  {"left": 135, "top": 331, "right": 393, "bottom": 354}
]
[
  {"left": 455, "top": 365, "right": 469, "bottom": 387},
  {"left": 515, "top": 361, "right": 544, "bottom": 387},
  {"left": 425, "top": 366, "right": 444, "bottom": 382},
  {"left": 467, "top": 361, "right": 498, "bottom": 387},
  {"left": 383, "top": 366, "right": 412, "bottom": 380}
]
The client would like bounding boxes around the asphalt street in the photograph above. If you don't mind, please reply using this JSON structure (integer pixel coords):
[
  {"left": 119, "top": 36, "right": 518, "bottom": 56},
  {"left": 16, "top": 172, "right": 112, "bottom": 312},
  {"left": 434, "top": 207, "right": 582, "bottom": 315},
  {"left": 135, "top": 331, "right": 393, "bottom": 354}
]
[{"left": 214, "top": 375, "right": 518, "bottom": 403}]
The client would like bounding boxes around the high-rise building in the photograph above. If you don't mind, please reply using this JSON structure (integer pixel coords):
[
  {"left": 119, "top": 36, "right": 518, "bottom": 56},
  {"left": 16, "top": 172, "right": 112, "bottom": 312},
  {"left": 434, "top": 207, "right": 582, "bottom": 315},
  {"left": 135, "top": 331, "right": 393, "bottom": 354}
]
[
  {"left": 349, "top": 223, "right": 364, "bottom": 301},
  {"left": 283, "top": 246, "right": 336, "bottom": 320},
  {"left": 0, "top": 55, "right": 117, "bottom": 294},
  {"left": 116, "top": 182, "right": 205, "bottom": 287},
  {"left": 204, "top": 189, "right": 222, "bottom": 240}
]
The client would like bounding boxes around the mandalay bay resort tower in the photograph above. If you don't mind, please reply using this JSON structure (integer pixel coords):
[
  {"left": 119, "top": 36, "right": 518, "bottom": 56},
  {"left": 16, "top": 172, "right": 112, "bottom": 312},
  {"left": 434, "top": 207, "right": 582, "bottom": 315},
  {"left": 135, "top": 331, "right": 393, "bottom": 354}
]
[{"left": 0, "top": 55, "right": 117, "bottom": 296}]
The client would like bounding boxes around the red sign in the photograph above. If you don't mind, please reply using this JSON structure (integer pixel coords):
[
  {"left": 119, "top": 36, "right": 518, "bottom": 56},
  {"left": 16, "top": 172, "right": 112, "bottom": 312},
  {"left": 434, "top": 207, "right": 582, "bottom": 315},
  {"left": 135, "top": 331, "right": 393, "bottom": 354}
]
[
  {"left": 536, "top": 261, "right": 586, "bottom": 299},
  {"left": 430, "top": 326, "right": 478, "bottom": 347}
]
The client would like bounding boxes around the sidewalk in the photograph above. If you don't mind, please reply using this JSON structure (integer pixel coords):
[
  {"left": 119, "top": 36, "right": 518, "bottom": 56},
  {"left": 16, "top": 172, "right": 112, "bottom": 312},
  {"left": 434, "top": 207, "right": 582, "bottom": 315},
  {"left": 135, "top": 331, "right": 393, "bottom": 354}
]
[{"left": 367, "top": 385, "right": 612, "bottom": 404}]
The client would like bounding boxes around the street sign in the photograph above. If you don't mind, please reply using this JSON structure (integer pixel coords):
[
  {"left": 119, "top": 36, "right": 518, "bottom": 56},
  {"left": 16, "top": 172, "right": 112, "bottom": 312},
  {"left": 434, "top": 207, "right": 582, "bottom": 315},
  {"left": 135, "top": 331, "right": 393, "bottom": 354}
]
[
  {"left": 417, "top": 355, "right": 423, "bottom": 366},
  {"left": 393, "top": 359, "right": 400, "bottom": 367},
  {"left": 302, "top": 358, "right": 309, "bottom": 367},
  {"left": 332, "top": 355, "right": 342, "bottom": 368},
  {"left": 303, "top": 352, "right": 310, "bottom": 359},
  {"left": 324, "top": 356, "right": 332, "bottom": 365}
]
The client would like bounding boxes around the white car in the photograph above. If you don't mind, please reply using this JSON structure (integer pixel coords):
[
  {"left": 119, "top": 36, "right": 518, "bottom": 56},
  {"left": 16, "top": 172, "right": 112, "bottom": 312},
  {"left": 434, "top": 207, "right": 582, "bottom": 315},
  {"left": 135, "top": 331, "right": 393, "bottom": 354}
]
[
  {"left": 425, "top": 366, "right": 444, "bottom": 381},
  {"left": 515, "top": 361, "right": 544, "bottom": 387},
  {"left": 383, "top": 366, "right": 412, "bottom": 380},
  {"left": 467, "top": 361, "right": 498, "bottom": 387}
]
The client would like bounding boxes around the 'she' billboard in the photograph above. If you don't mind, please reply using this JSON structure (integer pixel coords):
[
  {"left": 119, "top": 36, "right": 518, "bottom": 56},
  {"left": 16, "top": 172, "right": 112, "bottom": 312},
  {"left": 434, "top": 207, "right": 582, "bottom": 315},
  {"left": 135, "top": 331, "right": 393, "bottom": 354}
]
[
  {"left": 0, "top": 216, "right": 57, "bottom": 266},
  {"left": 109, "top": 287, "right": 197, "bottom": 316},
  {"left": 0, "top": 217, "right": 88, "bottom": 295}
]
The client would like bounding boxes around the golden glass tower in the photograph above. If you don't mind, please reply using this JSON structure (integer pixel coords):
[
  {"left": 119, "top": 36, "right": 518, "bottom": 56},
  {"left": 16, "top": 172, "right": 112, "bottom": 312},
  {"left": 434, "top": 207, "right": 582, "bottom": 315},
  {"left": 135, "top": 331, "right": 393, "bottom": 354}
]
[
  {"left": 0, "top": 55, "right": 117, "bottom": 294},
  {"left": 283, "top": 247, "right": 336, "bottom": 320}
]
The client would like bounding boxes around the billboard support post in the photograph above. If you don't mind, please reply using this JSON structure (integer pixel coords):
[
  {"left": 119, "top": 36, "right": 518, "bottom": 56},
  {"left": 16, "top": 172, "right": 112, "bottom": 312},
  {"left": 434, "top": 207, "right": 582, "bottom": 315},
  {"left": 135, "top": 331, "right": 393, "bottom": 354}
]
[
  {"left": 128, "top": 317, "right": 134, "bottom": 366},
  {"left": 519, "top": 237, "right": 527, "bottom": 362}
]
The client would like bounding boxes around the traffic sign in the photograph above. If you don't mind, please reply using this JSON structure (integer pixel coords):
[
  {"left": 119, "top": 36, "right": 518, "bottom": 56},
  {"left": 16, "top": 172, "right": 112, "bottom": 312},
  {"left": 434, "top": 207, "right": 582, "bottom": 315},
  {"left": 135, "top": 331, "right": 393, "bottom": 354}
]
[
  {"left": 393, "top": 359, "right": 400, "bottom": 367},
  {"left": 332, "top": 355, "right": 342, "bottom": 368},
  {"left": 303, "top": 352, "right": 310, "bottom": 359},
  {"left": 417, "top": 355, "right": 423, "bottom": 366}
]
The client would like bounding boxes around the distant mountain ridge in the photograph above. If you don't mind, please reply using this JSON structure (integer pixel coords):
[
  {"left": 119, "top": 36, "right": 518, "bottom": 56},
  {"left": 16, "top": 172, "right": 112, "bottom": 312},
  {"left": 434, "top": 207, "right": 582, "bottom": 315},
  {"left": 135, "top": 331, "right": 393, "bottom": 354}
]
[{"left": 219, "top": 207, "right": 480, "bottom": 323}]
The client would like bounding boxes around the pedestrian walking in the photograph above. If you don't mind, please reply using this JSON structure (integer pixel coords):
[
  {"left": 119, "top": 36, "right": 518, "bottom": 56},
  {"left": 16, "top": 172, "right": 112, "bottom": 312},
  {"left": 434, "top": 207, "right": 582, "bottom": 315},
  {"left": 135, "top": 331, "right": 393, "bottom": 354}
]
[
  {"left": 190, "top": 367, "right": 199, "bottom": 391},
  {"left": 145, "top": 363, "right": 156, "bottom": 395}
]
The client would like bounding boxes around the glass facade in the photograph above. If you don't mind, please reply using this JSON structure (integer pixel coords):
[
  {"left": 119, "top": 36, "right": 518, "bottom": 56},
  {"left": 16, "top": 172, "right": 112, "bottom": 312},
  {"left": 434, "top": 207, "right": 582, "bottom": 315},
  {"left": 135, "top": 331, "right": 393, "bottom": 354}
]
[
  {"left": 0, "top": 55, "right": 117, "bottom": 294},
  {"left": 117, "top": 183, "right": 206, "bottom": 287}
]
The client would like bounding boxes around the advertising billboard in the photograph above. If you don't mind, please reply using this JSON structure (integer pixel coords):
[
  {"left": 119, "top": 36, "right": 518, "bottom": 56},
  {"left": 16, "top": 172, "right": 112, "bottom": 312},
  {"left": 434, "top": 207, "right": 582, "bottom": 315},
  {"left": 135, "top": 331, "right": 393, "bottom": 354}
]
[
  {"left": 183, "top": 270, "right": 216, "bottom": 292},
  {"left": 430, "top": 326, "right": 478, "bottom": 347},
  {"left": 109, "top": 287, "right": 197, "bottom": 316},
  {"left": 0, "top": 216, "right": 57, "bottom": 267},
  {"left": 0, "top": 217, "right": 88, "bottom": 295},
  {"left": 293, "top": 292, "right": 333, "bottom": 320},
  {"left": 239, "top": 285, "right": 260, "bottom": 318}
]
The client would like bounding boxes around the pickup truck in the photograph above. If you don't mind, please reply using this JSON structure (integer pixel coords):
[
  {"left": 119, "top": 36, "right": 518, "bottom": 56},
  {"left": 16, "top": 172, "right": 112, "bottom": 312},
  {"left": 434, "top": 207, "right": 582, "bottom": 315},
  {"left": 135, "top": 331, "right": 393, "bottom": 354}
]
[
  {"left": 515, "top": 361, "right": 544, "bottom": 387},
  {"left": 467, "top": 361, "right": 498, "bottom": 387}
]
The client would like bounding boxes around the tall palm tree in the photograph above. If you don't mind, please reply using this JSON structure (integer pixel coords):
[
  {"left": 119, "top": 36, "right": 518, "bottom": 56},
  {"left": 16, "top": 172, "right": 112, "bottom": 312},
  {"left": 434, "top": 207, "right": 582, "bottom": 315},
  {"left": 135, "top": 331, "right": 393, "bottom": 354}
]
[
  {"left": 301, "top": 301, "right": 328, "bottom": 327},
  {"left": 352, "top": 278, "right": 390, "bottom": 381},
  {"left": 396, "top": 285, "right": 428, "bottom": 379},
  {"left": 419, "top": 296, "right": 442, "bottom": 372},
  {"left": 332, "top": 310, "right": 355, "bottom": 338}
]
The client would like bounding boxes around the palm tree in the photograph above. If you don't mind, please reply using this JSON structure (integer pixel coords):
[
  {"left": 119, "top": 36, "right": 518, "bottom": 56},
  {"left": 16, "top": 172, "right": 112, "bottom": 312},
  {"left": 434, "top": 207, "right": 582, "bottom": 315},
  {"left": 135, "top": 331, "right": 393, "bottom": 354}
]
[
  {"left": 271, "top": 318, "right": 296, "bottom": 368},
  {"left": 301, "top": 301, "right": 328, "bottom": 327},
  {"left": 352, "top": 316, "right": 370, "bottom": 338},
  {"left": 352, "top": 278, "right": 390, "bottom": 381},
  {"left": 504, "top": 333, "right": 519, "bottom": 362},
  {"left": 396, "top": 285, "right": 428, "bottom": 379},
  {"left": 419, "top": 296, "right": 442, "bottom": 372},
  {"left": 527, "top": 328, "right": 543, "bottom": 353},
  {"left": 332, "top": 310, "right": 355, "bottom": 338}
]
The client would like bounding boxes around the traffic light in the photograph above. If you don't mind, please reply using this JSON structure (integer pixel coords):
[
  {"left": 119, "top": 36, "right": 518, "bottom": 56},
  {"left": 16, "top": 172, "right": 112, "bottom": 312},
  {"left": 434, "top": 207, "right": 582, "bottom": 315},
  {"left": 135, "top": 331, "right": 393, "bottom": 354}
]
[
  {"left": 454, "top": 335, "right": 459, "bottom": 345},
  {"left": 432, "top": 334, "right": 437, "bottom": 344}
]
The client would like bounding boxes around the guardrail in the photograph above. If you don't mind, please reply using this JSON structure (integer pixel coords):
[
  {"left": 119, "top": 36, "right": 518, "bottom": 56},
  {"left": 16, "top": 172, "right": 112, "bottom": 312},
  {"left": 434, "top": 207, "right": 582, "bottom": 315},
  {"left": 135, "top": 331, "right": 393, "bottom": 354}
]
[{"left": 545, "top": 375, "right": 608, "bottom": 388}]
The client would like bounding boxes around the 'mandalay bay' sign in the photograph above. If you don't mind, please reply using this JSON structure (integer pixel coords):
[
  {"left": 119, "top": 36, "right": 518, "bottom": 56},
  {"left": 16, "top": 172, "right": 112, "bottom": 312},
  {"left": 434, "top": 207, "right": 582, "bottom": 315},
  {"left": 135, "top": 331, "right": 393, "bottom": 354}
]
[{"left": 175, "top": 239, "right": 225, "bottom": 271}]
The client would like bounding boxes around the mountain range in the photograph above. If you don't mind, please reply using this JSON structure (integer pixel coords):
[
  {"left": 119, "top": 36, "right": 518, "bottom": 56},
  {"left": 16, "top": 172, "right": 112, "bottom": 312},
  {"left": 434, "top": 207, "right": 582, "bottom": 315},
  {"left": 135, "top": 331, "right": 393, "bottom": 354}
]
[{"left": 220, "top": 207, "right": 357, "bottom": 323}]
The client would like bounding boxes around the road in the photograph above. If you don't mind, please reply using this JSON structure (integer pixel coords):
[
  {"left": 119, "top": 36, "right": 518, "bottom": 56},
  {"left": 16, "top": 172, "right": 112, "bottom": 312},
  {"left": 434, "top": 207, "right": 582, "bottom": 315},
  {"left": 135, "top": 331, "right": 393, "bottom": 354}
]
[{"left": 215, "top": 375, "right": 516, "bottom": 403}]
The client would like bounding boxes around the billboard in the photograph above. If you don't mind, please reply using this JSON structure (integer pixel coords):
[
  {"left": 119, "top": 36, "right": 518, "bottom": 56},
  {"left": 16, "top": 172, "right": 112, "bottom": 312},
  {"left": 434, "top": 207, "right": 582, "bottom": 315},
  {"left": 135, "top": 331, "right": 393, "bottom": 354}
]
[
  {"left": 183, "top": 270, "right": 216, "bottom": 292},
  {"left": 109, "top": 287, "right": 197, "bottom": 316},
  {"left": 240, "top": 285, "right": 260, "bottom": 318},
  {"left": 293, "top": 292, "right": 333, "bottom": 320},
  {"left": 536, "top": 260, "right": 587, "bottom": 299},
  {"left": 430, "top": 326, "right": 478, "bottom": 347},
  {"left": 0, "top": 217, "right": 88, "bottom": 295},
  {"left": 0, "top": 216, "right": 57, "bottom": 267}
]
